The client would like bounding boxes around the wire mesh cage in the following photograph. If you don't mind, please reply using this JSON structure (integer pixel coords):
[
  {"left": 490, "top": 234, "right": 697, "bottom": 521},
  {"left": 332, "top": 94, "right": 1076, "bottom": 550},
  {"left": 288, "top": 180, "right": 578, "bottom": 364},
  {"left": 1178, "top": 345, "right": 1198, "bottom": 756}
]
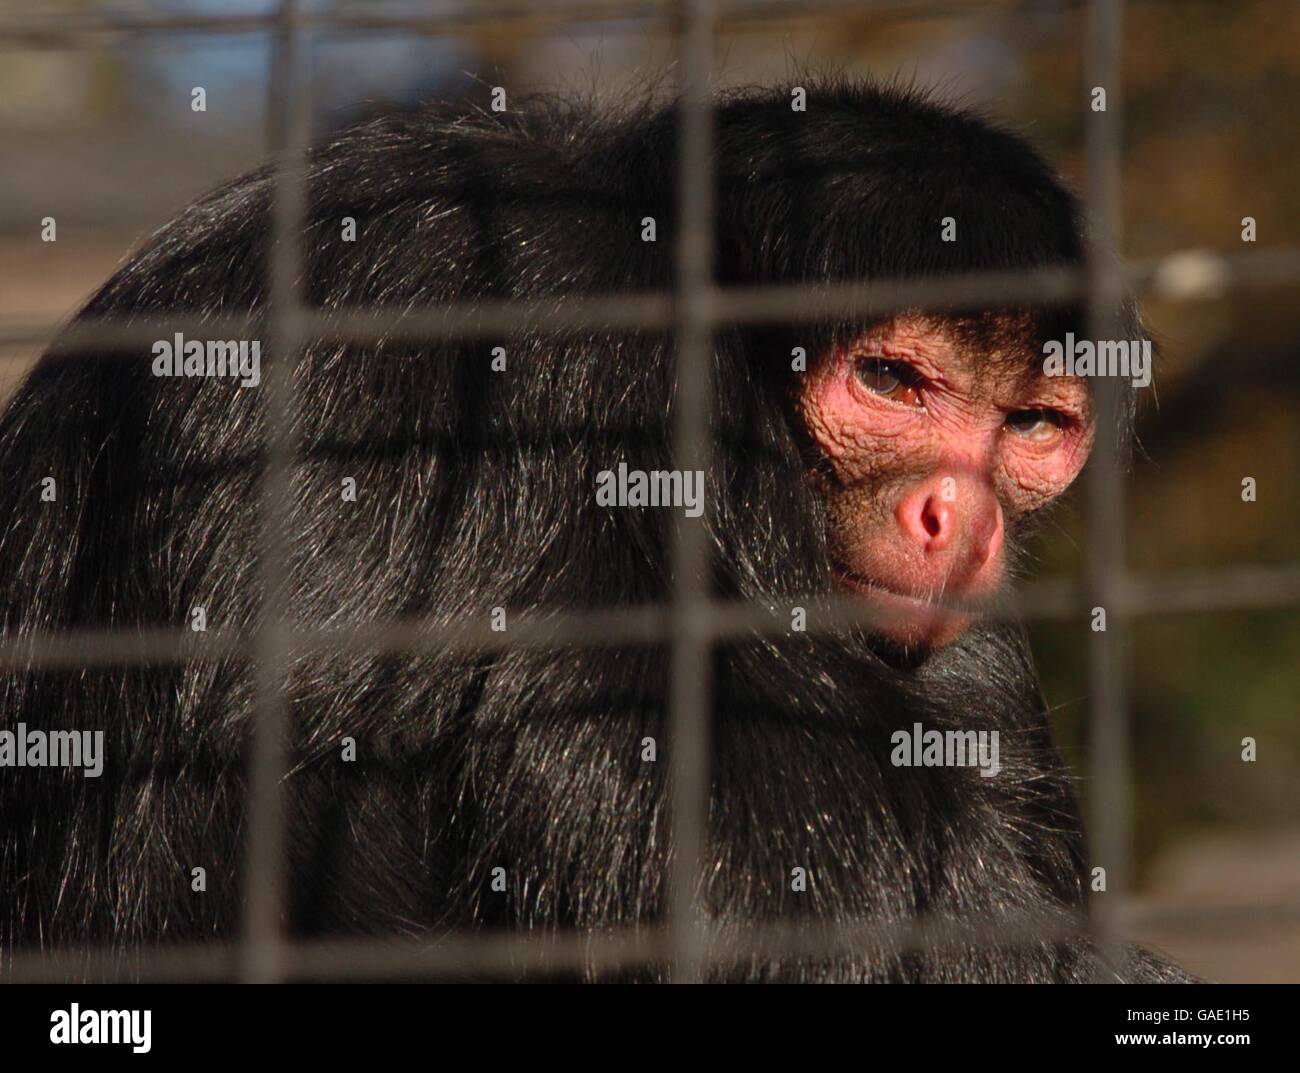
[{"left": 1, "top": 0, "right": 1298, "bottom": 984}]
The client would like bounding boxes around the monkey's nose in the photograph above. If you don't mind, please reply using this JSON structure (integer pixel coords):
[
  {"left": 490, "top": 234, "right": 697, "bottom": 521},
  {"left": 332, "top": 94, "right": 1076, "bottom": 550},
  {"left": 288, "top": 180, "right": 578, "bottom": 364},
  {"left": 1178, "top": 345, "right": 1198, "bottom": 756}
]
[{"left": 896, "top": 482, "right": 1004, "bottom": 567}]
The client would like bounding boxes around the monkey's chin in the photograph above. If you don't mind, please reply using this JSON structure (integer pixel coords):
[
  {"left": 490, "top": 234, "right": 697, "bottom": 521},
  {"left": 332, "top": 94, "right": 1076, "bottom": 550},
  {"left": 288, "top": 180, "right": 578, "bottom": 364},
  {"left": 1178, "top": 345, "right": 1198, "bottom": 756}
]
[{"left": 833, "top": 570, "right": 974, "bottom": 653}]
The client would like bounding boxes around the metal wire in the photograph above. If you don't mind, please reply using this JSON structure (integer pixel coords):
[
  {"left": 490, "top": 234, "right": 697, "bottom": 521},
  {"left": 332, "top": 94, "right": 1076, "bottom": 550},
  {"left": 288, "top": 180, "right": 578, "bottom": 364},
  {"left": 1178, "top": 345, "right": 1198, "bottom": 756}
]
[
  {"left": 239, "top": 0, "right": 311, "bottom": 987},
  {"left": 2, "top": 565, "right": 1300, "bottom": 674},
  {"left": 1081, "top": 0, "right": 1129, "bottom": 984},
  {"left": 1, "top": 0, "right": 1297, "bottom": 984},
  {"left": 666, "top": 0, "right": 717, "bottom": 984},
  {"left": 0, "top": 1, "right": 1123, "bottom": 46},
  {"left": 6, "top": 249, "right": 1300, "bottom": 352}
]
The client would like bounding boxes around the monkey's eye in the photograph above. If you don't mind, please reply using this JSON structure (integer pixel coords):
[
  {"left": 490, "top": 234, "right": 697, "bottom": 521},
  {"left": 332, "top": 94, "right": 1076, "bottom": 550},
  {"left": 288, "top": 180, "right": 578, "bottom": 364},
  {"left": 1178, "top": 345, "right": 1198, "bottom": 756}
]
[
  {"left": 854, "top": 358, "right": 923, "bottom": 407},
  {"left": 1005, "top": 408, "right": 1066, "bottom": 443}
]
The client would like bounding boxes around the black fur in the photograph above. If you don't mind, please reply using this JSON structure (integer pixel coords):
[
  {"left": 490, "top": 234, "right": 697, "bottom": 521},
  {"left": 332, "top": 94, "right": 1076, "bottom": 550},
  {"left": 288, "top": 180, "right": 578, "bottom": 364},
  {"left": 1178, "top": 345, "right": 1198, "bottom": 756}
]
[{"left": 0, "top": 80, "right": 1191, "bottom": 981}]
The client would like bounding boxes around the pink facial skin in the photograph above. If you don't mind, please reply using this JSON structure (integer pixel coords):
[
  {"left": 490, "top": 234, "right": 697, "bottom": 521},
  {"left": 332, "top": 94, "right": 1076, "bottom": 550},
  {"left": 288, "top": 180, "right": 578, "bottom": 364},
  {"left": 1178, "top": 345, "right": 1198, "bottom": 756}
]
[{"left": 797, "top": 313, "right": 1095, "bottom": 649}]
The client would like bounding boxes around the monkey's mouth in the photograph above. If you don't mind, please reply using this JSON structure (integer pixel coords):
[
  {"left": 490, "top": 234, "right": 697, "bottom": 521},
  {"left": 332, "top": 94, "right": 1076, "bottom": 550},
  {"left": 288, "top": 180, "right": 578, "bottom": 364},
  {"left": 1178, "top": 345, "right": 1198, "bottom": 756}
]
[
  {"left": 833, "top": 567, "right": 974, "bottom": 648},
  {"left": 834, "top": 568, "right": 940, "bottom": 613}
]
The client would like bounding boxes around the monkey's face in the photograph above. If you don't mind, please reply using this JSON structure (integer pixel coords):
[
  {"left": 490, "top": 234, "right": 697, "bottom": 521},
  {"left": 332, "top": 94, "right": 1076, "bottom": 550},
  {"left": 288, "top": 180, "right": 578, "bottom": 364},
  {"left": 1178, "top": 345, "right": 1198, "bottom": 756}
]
[{"left": 799, "top": 313, "right": 1095, "bottom": 650}]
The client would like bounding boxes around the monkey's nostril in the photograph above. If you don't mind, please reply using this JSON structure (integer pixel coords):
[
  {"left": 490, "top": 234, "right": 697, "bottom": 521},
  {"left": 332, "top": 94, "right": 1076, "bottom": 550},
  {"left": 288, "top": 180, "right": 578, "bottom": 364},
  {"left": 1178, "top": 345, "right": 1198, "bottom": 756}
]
[
  {"left": 920, "top": 496, "right": 952, "bottom": 547},
  {"left": 896, "top": 491, "right": 953, "bottom": 551},
  {"left": 979, "top": 505, "right": 1006, "bottom": 564}
]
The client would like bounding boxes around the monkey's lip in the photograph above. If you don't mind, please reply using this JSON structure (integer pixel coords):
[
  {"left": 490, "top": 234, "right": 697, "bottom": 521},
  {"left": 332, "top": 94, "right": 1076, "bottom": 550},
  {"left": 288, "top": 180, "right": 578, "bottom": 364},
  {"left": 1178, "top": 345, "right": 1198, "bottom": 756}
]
[
  {"left": 833, "top": 568, "right": 939, "bottom": 611},
  {"left": 832, "top": 568, "right": 972, "bottom": 643}
]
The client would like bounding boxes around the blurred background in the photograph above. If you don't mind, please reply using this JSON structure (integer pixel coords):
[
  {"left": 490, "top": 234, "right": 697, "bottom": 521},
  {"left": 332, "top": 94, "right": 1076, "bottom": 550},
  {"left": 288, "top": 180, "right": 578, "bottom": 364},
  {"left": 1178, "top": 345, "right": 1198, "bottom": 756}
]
[{"left": 0, "top": 0, "right": 1296, "bottom": 981}]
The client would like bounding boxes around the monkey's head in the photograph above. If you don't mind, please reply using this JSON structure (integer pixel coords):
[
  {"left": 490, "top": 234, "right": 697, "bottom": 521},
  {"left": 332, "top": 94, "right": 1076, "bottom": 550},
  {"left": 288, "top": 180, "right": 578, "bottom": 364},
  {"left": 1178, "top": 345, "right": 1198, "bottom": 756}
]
[
  {"left": 798, "top": 310, "right": 1095, "bottom": 650},
  {"left": 714, "top": 82, "right": 1126, "bottom": 654}
]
